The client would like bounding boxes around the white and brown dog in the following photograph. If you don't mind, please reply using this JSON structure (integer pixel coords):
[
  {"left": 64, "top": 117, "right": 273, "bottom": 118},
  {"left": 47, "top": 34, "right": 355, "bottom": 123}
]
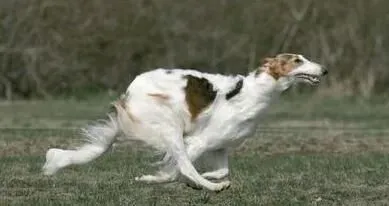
[{"left": 43, "top": 53, "right": 327, "bottom": 192}]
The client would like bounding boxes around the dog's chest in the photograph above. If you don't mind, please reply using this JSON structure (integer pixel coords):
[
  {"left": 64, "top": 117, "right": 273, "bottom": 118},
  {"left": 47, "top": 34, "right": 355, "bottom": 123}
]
[
  {"left": 190, "top": 102, "right": 267, "bottom": 148},
  {"left": 219, "top": 115, "right": 259, "bottom": 147}
]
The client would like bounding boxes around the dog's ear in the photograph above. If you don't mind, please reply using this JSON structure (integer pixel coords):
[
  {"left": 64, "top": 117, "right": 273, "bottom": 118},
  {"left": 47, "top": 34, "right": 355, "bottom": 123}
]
[
  {"left": 259, "top": 56, "right": 287, "bottom": 79},
  {"left": 260, "top": 57, "right": 275, "bottom": 72},
  {"left": 261, "top": 57, "right": 274, "bottom": 66}
]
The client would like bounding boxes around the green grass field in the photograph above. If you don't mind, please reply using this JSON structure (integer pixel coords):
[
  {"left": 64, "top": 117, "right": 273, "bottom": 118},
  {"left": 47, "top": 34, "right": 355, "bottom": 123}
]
[{"left": 1, "top": 95, "right": 389, "bottom": 205}]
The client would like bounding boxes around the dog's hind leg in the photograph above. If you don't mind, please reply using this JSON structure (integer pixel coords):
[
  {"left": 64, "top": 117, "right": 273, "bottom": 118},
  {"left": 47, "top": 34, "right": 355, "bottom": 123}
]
[
  {"left": 200, "top": 149, "right": 229, "bottom": 180},
  {"left": 135, "top": 171, "right": 177, "bottom": 183},
  {"left": 42, "top": 115, "right": 119, "bottom": 175},
  {"left": 135, "top": 154, "right": 179, "bottom": 183}
]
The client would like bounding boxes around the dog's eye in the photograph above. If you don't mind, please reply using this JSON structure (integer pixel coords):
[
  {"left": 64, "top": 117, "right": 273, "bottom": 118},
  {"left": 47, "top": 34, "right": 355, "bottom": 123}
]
[{"left": 294, "top": 58, "right": 302, "bottom": 63}]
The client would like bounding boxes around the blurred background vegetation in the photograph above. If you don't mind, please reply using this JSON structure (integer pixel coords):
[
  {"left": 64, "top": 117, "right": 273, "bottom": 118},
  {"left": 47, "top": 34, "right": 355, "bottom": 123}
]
[{"left": 1, "top": 0, "right": 388, "bottom": 100}]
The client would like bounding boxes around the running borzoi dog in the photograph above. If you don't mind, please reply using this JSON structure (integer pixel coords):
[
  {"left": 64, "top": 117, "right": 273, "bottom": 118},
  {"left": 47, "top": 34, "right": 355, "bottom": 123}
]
[{"left": 42, "top": 53, "right": 327, "bottom": 192}]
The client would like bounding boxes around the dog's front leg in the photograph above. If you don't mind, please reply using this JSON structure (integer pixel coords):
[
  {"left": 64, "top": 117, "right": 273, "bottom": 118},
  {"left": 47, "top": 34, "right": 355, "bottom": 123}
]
[{"left": 137, "top": 131, "right": 230, "bottom": 192}]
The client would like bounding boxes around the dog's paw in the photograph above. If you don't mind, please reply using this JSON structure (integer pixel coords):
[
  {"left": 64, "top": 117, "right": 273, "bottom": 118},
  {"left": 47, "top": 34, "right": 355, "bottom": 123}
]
[
  {"left": 201, "top": 169, "right": 229, "bottom": 180},
  {"left": 185, "top": 180, "right": 231, "bottom": 192},
  {"left": 135, "top": 175, "right": 158, "bottom": 183},
  {"left": 213, "top": 180, "right": 231, "bottom": 193},
  {"left": 135, "top": 174, "right": 176, "bottom": 184},
  {"left": 42, "top": 148, "right": 70, "bottom": 176},
  {"left": 186, "top": 182, "right": 203, "bottom": 190}
]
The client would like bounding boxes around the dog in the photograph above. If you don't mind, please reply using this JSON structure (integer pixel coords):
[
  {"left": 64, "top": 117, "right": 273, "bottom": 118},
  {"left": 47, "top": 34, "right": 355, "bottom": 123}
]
[{"left": 42, "top": 53, "right": 327, "bottom": 192}]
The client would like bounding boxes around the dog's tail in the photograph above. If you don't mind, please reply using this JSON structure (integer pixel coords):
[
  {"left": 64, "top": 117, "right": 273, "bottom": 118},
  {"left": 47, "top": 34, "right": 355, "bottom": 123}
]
[
  {"left": 42, "top": 96, "right": 169, "bottom": 175},
  {"left": 42, "top": 112, "right": 119, "bottom": 175}
]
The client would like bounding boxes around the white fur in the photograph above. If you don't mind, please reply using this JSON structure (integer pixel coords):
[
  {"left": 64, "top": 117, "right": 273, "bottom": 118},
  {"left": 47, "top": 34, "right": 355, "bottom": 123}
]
[
  {"left": 42, "top": 117, "right": 118, "bottom": 175},
  {"left": 42, "top": 55, "right": 325, "bottom": 192}
]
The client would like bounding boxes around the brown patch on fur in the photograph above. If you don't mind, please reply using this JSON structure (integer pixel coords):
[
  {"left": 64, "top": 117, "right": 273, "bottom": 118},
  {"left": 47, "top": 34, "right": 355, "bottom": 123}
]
[
  {"left": 117, "top": 98, "right": 127, "bottom": 109},
  {"left": 259, "top": 53, "right": 303, "bottom": 79},
  {"left": 148, "top": 93, "right": 170, "bottom": 100},
  {"left": 111, "top": 96, "right": 138, "bottom": 122},
  {"left": 184, "top": 75, "right": 217, "bottom": 121}
]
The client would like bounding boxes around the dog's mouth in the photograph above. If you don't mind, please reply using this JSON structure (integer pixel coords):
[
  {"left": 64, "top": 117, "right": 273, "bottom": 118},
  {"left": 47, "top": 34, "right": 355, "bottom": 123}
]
[{"left": 295, "top": 74, "right": 321, "bottom": 85}]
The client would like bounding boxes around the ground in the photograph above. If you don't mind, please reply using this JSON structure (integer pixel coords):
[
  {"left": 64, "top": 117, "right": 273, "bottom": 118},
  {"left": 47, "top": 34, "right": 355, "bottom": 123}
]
[{"left": 1, "top": 94, "right": 389, "bottom": 205}]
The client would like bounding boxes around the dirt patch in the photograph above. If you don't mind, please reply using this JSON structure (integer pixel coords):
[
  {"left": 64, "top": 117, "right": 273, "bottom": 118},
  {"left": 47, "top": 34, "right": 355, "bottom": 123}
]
[
  {"left": 263, "top": 120, "right": 366, "bottom": 129},
  {"left": 237, "top": 132, "right": 389, "bottom": 156}
]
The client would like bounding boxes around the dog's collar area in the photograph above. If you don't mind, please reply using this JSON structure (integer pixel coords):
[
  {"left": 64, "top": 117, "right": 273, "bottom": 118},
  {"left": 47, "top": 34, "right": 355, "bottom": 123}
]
[{"left": 225, "top": 78, "right": 244, "bottom": 100}]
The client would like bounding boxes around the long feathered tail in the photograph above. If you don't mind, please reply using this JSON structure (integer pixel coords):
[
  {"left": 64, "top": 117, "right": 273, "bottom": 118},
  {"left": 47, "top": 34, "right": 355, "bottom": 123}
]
[
  {"left": 42, "top": 112, "right": 119, "bottom": 175},
  {"left": 42, "top": 97, "right": 169, "bottom": 175}
]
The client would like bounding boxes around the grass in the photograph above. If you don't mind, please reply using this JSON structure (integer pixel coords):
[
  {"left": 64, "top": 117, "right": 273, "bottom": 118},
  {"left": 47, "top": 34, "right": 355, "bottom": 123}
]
[{"left": 1, "top": 94, "right": 389, "bottom": 205}]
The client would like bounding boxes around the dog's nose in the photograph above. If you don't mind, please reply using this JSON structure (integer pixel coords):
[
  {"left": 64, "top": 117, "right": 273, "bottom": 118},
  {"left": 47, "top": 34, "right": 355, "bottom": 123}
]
[{"left": 322, "top": 67, "right": 328, "bottom": 76}]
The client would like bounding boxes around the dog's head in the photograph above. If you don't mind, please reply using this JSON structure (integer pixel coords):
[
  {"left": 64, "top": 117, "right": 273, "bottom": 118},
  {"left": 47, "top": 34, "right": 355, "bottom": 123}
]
[{"left": 260, "top": 53, "right": 328, "bottom": 86}]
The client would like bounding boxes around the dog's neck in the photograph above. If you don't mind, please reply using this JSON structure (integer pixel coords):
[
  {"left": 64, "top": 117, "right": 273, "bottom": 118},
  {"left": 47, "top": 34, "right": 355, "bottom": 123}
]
[
  {"left": 242, "top": 71, "right": 289, "bottom": 100},
  {"left": 226, "top": 71, "right": 292, "bottom": 121}
]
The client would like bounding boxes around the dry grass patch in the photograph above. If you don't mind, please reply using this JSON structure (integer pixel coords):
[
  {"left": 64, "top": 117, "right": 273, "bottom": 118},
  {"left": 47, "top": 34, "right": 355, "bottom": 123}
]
[{"left": 238, "top": 128, "right": 389, "bottom": 156}]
